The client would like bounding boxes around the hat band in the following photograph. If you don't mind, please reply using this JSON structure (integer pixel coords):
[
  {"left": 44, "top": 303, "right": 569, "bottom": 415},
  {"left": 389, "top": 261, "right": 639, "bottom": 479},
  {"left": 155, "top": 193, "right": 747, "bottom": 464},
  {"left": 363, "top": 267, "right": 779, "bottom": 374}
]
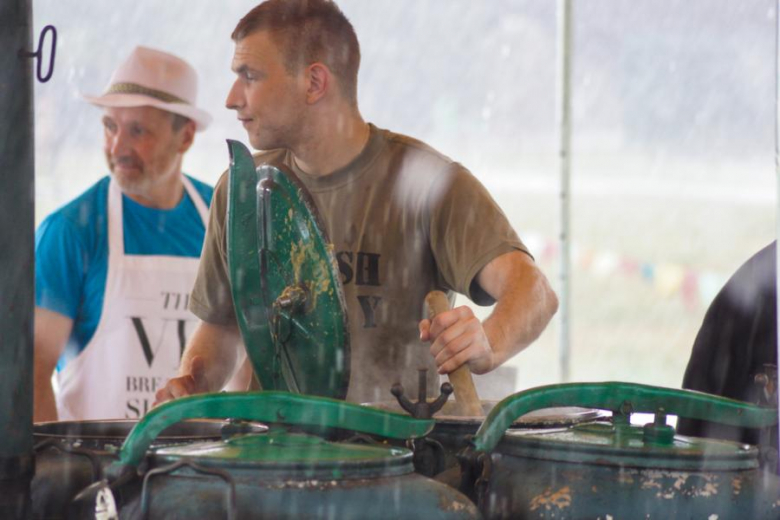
[{"left": 104, "top": 82, "right": 189, "bottom": 104}]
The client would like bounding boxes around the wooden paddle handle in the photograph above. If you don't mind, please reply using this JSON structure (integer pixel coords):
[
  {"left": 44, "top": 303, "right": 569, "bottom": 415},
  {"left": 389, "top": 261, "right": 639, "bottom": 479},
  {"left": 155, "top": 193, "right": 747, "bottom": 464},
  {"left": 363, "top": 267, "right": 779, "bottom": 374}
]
[{"left": 425, "top": 291, "right": 484, "bottom": 417}]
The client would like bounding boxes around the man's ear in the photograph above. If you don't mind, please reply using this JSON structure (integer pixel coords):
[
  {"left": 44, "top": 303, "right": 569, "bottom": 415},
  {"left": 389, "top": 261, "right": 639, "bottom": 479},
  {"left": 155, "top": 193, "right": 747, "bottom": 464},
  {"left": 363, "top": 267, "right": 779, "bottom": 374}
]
[
  {"left": 306, "top": 63, "right": 331, "bottom": 104},
  {"left": 178, "top": 120, "right": 196, "bottom": 154}
]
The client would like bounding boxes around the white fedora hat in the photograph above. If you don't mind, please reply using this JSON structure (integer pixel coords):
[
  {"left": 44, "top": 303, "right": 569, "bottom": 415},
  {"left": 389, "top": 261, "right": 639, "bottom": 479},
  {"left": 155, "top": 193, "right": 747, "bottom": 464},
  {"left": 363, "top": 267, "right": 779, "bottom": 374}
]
[{"left": 83, "top": 46, "right": 212, "bottom": 131}]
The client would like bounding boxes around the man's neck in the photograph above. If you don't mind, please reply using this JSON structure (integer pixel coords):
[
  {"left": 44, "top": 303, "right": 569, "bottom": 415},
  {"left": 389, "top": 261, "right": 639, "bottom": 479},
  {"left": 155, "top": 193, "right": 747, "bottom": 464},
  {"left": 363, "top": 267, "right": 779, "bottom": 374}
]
[
  {"left": 125, "top": 186, "right": 184, "bottom": 209},
  {"left": 292, "top": 114, "right": 371, "bottom": 177},
  {"left": 123, "top": 170, "right": 185, "bottom": 210}
]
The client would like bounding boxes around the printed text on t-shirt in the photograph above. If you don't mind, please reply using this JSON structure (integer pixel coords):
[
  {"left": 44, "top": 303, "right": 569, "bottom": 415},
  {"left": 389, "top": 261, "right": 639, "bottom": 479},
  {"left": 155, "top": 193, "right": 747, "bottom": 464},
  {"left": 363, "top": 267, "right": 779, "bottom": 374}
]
[{"left": 336, "top": 251, "right": 382, "bottom": 328}]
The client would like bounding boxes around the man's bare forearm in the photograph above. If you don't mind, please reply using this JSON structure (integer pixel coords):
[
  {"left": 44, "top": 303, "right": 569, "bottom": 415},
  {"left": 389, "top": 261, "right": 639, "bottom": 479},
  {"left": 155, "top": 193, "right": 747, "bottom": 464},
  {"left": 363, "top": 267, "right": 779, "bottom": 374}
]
[
  {"left": 33, "top": 364, "right": 58, "bottom": 423},
  {"left": 33, "top": 307, "right": 74, "bottom": 422},
  {"left": 155, "top": 320, "right": 244, "bottom": 405},
  {"left": 421, "top": 251, "right": 558, "bottom": 376},
  {"left": 476, "top": 252, "right": 559, "bottom": 374},
  {"left": 178, "top": 320, "right": 244, "bottom": 392}
]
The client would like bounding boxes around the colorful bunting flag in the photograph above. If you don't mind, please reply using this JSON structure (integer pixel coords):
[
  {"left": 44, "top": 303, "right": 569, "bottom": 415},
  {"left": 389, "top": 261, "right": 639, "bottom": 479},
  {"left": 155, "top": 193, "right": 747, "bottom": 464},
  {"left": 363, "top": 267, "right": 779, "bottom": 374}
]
[{"left": 527, "top": 234, "right": 730, "bottom": 313}]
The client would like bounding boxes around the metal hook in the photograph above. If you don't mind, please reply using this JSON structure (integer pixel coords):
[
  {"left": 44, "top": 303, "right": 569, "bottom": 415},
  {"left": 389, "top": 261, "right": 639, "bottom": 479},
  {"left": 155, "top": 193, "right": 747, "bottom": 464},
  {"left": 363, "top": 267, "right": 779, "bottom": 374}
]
[
  {"left": 19, "top": 24, "right": 57, "bottom": 83},
  {"left": 391, "top": 368, "right": 453, "bottom": 419}
]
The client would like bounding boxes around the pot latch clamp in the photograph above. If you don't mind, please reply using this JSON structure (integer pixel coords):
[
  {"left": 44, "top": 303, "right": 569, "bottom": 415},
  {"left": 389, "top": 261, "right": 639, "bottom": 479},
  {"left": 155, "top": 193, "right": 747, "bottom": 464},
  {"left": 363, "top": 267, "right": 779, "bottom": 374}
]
[{"left": 391, "top": 368, "right": 453, "bottom": 419}]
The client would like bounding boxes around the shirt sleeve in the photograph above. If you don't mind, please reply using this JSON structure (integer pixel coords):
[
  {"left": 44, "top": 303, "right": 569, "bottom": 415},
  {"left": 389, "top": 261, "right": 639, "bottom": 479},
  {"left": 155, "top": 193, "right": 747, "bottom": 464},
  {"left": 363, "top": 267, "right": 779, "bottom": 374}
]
[
  {"left": 427, "top": 164, "right": 530, "bottom": 306},
  {"left": 189, "top": 172, "right": 238, "bottom": 326},
  {"left": 35, "top": 214, "right": 87, "bottom": 319}
]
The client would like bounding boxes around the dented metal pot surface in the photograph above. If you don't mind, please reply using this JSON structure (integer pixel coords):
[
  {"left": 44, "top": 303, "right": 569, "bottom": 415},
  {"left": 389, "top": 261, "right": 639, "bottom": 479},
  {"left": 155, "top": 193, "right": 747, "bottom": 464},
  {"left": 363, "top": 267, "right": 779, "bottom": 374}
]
[
  {"left": 460, "top": 382, "right": 780, "bottom": 519},
  {"left": 477, "top": 425, "right": 777, "bottom": 519}
]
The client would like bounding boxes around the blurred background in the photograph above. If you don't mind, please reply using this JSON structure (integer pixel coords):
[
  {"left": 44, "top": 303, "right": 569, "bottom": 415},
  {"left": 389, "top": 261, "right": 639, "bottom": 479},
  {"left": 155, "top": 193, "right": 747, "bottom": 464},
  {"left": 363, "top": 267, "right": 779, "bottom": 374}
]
[{"left": 33, "top": 0, "right": 777, "bottom": 398}]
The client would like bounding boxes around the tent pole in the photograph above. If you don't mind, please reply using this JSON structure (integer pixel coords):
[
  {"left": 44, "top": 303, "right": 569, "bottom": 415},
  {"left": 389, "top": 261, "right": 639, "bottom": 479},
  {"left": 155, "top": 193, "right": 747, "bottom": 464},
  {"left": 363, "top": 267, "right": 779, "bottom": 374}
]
[{"left": 556, "top": 0, "right": 574, "bottom": 383}]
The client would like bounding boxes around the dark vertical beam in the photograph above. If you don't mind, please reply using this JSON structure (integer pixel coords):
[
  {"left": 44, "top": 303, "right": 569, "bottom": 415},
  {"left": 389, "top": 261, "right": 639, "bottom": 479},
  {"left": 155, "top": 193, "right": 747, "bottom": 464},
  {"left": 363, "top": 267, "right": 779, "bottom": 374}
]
[{"left": 0, "top": 0, "right": 35, "bottom": 485}]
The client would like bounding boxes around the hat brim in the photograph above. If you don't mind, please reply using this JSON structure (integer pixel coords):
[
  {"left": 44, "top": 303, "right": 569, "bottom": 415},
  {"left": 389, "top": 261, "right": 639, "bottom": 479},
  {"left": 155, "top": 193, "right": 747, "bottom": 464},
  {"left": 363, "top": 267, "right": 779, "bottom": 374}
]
[{"left": 82, "top": 92, "right": 212, "bottom": 132}]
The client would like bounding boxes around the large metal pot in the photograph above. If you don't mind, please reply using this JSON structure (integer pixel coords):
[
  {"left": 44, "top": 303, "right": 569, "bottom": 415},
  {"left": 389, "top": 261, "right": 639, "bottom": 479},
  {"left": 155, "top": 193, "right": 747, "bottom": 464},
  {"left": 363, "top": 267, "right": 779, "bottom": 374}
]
[
  {"left": 459, "top": 382, "right": 780, "bottom": 519},
  {"left": 70, "top": 392, "right": 480, "bottom": 519},
  {"left": 32, "top": 418, "right": 266, "bottom": 519},
  {"left": 52, "top": 143, "right": 473, "bottom": 520}
]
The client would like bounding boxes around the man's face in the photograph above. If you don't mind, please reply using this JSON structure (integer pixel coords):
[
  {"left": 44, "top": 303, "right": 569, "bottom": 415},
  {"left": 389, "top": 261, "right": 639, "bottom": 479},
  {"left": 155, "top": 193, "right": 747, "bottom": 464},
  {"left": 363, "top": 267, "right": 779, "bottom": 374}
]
[
  {"left": 102, "top": 106, "right": 192, "bottom": 197},
  {"left": 226, "top": 30, "right": 307, "bottom": 151}
]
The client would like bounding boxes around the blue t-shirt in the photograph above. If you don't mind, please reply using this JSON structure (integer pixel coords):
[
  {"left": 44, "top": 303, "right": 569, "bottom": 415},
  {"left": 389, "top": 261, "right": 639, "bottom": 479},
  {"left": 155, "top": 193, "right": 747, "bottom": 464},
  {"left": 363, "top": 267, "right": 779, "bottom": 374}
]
[{"left": 35, "top": 175, "right": 214, "bottom": 370}]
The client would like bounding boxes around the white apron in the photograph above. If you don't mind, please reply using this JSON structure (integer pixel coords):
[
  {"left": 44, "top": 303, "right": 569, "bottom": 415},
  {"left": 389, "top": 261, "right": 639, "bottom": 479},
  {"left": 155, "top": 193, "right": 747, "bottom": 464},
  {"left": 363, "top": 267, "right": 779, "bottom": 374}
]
[{"left": 56, "top": 177, "right": 210, "bottom": 420}]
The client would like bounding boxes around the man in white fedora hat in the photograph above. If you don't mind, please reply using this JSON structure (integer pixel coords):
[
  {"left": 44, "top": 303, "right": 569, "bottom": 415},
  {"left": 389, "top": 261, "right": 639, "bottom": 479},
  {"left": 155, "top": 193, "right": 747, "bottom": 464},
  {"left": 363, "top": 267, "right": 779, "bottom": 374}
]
[{"left": 33, "top": 46, "right": 248, "bottom": 421}]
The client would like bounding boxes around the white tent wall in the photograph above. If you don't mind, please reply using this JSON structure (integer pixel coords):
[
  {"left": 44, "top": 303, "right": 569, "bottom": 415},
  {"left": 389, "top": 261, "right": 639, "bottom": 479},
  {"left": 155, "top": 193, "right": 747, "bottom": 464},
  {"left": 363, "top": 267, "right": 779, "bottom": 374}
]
[{"left": 32, "top": 0, "right": 777, "bottom": 399}]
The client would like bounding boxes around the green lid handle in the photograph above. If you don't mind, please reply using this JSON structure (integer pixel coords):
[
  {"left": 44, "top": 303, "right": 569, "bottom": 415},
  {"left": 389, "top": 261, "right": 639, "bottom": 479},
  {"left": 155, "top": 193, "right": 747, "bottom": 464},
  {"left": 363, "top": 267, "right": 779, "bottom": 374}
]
[
  {"left": 115, "top": 391, "right": 433, "bottom": 470},
  {"left": 472, "top": 382, "right": 779, "bottom": 453}
]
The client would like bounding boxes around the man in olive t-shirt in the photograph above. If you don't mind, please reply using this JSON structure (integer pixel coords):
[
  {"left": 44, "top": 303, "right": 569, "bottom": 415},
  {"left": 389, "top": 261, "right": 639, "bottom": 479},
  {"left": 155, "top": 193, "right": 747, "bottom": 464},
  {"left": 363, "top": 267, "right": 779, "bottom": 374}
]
[
  {"left": 155, "top": 0, "right": 558, "bottom": 406},
  {"left": 189, "top": 124, "right": 529, "bottom": 402}
]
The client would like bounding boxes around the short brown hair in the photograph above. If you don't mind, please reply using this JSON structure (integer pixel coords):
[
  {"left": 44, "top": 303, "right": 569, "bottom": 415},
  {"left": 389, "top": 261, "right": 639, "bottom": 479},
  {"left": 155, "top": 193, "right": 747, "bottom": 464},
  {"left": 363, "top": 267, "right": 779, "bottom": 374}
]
[{"left": 232, "top": 0, "right": 361, "bottom": 105}]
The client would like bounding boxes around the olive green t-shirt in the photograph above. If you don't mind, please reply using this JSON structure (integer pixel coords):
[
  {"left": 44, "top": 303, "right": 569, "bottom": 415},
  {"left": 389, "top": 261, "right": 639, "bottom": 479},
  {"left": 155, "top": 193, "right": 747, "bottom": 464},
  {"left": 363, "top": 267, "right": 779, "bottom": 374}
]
[{"left": 190, "top": 124, "right": 528, "bottom": 403}]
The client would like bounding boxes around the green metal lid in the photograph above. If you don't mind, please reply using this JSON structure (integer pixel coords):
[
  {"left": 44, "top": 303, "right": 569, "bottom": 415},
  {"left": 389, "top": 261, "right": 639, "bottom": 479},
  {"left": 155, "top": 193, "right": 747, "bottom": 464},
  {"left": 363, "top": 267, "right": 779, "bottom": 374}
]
[
  {"left": 470, "top": 382, "right": 777, "bottom": 471},
  {"left": 112, "top": 392, "right": 432, "bottom": 475},
  {"left": 497, "top": 422, "right": 759, "bottom": 471},
  {"left": 152, "top": 430, "right": 413, "bottom": 479},
  {"left": 227, "top": 140, "right": 349, "bottom": 398}
]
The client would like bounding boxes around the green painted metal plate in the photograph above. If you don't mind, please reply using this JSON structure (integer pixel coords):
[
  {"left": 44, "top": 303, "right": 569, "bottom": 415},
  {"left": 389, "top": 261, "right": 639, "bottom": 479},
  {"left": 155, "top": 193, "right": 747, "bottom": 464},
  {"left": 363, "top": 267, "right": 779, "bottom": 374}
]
[
  {"left": 153, "top": 430, "right": 413, "bottom": 478},
  {"left": 472, "top": 382, "right": 777, "bottom": 469},
  {"left": 498, "top": 422, "right": 760, "bottom": 471},
  {"left": 113, "top": 392, "right": 433, "bottom": 471},
  {"left": 227, "top": 140, "right": 349, "bottom": 398}
]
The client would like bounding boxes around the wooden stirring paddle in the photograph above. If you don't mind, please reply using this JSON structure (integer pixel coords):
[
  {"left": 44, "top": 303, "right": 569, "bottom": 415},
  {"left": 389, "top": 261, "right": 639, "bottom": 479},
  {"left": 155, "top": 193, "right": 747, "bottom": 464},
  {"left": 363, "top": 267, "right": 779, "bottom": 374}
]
[{"left": 425, "top": 290, "right": 484, "bottom": 417}]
